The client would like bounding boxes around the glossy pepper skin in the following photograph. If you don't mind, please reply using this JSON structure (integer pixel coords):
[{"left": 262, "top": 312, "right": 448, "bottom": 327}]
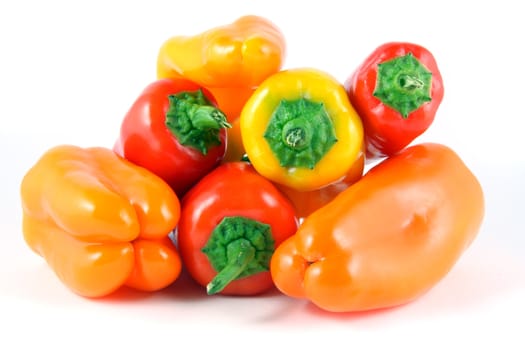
[
  {"left": 177, "top": 162, "right": 299, "bottom": 296},
  {"left": 221, "top": 117, "right": 245, "bottom": 163},
  {"left": 20, "top": 145, "right": 182, "bottom": 298},
  {"left": 271, "top": 143, "right": 484, "bottom": 312},
  {"left": 156, "top": 15, "right": 286, "bottom": 120},
  {"left": 345, "top": 42, "right": 444, "bottom": 160},
  {"left": 114, "top": 78, "right": 230, "bottom": 197},
  {"left": 276, "top": 148, "right": 365, "bottom": 219},
  {"left": 240, "top": 68, "right": 364, "bottom": 192}
]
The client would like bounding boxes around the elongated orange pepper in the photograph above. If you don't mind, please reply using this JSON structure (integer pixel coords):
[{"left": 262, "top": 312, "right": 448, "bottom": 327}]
[
  {"left": 20, "top": 145, "right": 182, "bottom": 298},
  {"left": 271, "top": 143, "right": 485, "bottom": 312}
]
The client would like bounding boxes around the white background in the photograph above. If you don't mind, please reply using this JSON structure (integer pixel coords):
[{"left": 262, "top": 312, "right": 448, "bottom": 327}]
[{"left": 1, "top": 0, "right": 524, "bottom": 348}]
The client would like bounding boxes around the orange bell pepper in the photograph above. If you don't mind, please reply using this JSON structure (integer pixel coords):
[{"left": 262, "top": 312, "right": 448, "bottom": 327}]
[
  {"left": 20, "top": 145, "right": 182, "bottom": 298},
  {"left": 271, "top": 143, "right": 485, "bottom": 312}
]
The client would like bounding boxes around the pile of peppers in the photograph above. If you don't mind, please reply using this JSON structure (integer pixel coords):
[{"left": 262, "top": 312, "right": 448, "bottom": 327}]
[{"left": 20, "top": 15, "right": 484, "bottom": 313}]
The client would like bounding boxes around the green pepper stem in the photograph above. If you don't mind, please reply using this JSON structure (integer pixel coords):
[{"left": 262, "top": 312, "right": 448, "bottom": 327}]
[
  {"left": 398, "top": 74, "right": 424, "bottom": 90},
  {"left": 165, "top": 90, "right": 231, "bottom": 155},
  {"left": 201, "top": 216, "right": 275, "bottom": 295},
  {"left": 192, "top": 106, "right": 230, "bottom": 129},
  {"left": 206, "top": 239, "right": 255, "bottom": 295},
  {"left": 281, "top": 117, "right": 312, "bottom": 150},
  {"left": 373, "top": 52, "right": 432, "bottom": 118},
  {"left": 263, "top": 99, "right": 337, "bottom": 169}
]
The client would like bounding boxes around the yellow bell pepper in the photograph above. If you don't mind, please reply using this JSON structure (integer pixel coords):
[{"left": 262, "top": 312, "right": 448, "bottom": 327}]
[{"left": 240, "top": 68, "right": 364, "bottom": 191}]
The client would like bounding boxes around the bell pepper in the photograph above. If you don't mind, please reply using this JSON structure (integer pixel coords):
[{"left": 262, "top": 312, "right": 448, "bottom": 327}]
[
  {"left": 276, "top": 147, "right": 365, "bottom": 219},
  {"left": 240, "top": 68, "right": 364, "bottom": 191},
  {"left": 156, "top": 15, "right": 286, "bottom": 121},
  {"left": 271, "top": 143, "right": 484, "bottom": 312},
  {"left": 177, "top": 161, "right": 299, "bottom": 296},
  {"left": 20, "top": 145, "right": 182, "bottom": 298},
  {"left": 345, "top": 42, "right": 444, "bottom": 160},
  {"left": 114, "top": 78, "right": 230, "bottom": 197}
]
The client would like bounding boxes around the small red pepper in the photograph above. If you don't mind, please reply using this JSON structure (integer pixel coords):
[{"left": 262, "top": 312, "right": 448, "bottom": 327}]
[
  {"left": 177, "top": 162, "right": 299, "bottom": 295},
  {"left": 114, "top": 78, "right": 231, "bottom": 197},
  {"left": 345, "top": 42, "right": 444, "bottom": 160}
]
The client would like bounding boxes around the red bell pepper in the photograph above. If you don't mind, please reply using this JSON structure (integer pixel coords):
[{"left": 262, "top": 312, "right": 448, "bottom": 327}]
[
  {"left": 345, "top": 42, "right": 444, "bottom": 160},
  {"left": 177, "top": 161, "right": 299, "bottom": 295},
  {"left": 114, "top": 78, "right": 230, "bottom": 197}
]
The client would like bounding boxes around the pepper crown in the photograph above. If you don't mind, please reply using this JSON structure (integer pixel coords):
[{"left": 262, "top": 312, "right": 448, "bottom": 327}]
[
  {"left": 165, "top": 89, "right": 231, "bottom": 155},
  {"left": 202, "top": 216, "right": 275, "bottom": 295},
  {"left": 373, "top": 52, "right": 432, "bottom": 118},
  {"left": 263, "top": 98, "right": 337, "bottom": 169}
]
